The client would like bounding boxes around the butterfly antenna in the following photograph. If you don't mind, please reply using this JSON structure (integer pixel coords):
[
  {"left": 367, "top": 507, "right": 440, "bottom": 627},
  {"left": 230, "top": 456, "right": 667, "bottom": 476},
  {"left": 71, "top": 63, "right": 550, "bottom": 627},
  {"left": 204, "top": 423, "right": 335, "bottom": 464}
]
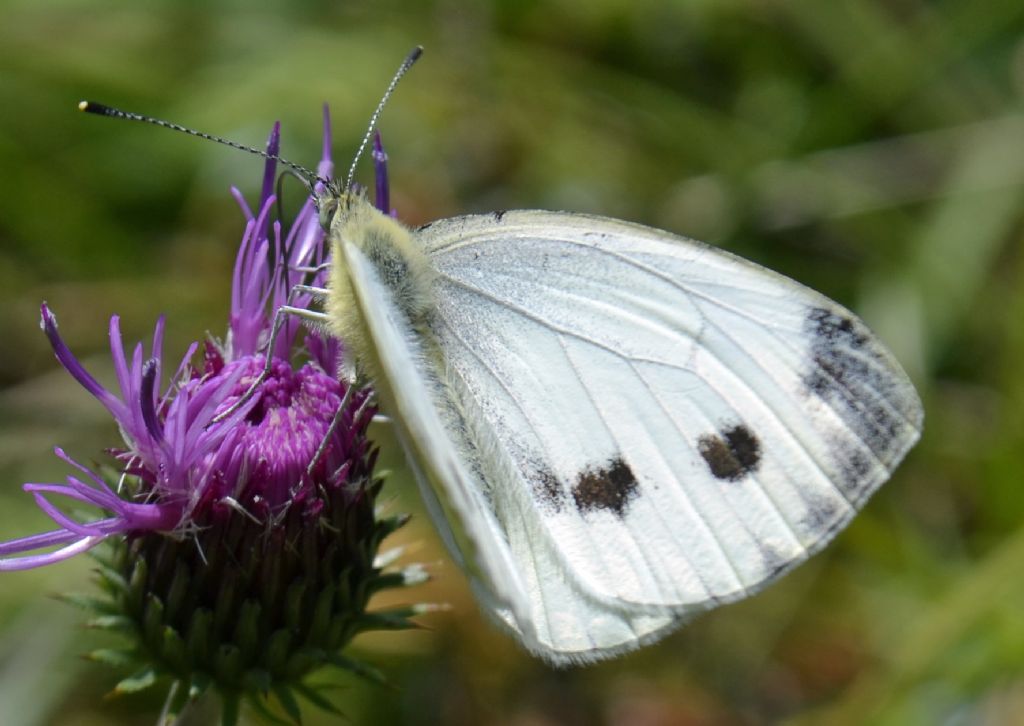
[
  {"left": 345, "top": 45, "right": 423, "bottom": 193},
  {"left": 78, "top": 101, "right": 330, "bottom": 191}
]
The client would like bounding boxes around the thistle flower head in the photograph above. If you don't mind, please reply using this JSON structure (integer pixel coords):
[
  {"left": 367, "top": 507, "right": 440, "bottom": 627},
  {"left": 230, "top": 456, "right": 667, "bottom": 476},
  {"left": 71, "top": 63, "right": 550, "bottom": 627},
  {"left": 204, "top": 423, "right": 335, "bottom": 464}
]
[{"left": 3, "top": 107, "right": 421, "bottom": 722}]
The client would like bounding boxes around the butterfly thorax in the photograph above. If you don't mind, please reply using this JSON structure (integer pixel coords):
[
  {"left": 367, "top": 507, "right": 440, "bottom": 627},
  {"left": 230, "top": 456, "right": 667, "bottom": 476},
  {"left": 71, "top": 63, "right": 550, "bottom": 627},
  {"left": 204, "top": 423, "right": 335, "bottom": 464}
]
[{"left": 325, "top": 190, "right": 436, "bottom": 379}]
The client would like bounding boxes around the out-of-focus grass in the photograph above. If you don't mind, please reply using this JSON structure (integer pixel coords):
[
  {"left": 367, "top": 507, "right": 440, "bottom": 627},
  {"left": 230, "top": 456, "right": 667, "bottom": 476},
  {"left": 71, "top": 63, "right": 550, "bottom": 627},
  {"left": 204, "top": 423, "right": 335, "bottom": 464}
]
[{"left": 0, "top": 0, "right": 1022, "bottom": 724}]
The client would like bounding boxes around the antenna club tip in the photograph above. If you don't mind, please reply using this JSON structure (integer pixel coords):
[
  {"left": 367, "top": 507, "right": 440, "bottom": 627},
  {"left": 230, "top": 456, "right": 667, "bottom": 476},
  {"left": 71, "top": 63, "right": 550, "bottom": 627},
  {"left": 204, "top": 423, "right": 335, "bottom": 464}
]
[
  {"left": 404, "top": 45, "right": 424, "bottom": 66},
  {"left": 79, "top": 101, "right": 113, "bottom": 116}
]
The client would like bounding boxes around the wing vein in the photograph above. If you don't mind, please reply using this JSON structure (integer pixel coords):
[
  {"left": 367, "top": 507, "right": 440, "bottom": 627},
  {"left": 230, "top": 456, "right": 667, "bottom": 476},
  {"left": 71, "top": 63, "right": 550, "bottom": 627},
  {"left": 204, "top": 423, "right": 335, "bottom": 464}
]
[
  {"left": 436, "top": 311, "right": 661, "bottom": 612},
  {"left": 555, "top": 333, "right": 730, "bottom": 601},
  {"left": 629, "top": 358, "right": 804, "bottom": 568},
  {"left": 686, "top": 307, "right": 862, "bottom": 508},
  {"left": 547, "top": 237, "right": 920, "bottom": 440},
  {"left": 441, "top": 277, "right": 677, "bottom": 366}
]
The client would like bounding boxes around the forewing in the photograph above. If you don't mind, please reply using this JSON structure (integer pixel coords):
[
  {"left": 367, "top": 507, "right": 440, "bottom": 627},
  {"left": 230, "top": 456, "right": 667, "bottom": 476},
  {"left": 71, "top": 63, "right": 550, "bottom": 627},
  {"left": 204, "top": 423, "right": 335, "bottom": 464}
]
[
  {"left": 415, "top": 210, "right": 923, "bottom": 661},
  {"left": 340, "top": 240, "right": 535, "bottom": 635}
]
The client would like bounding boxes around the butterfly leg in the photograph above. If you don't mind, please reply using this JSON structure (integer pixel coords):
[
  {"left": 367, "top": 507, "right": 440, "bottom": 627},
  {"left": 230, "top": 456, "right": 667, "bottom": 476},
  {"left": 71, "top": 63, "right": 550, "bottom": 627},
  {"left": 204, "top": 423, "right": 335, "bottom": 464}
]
[
  {"left": 305, "top": 383, "right": 353, "bottom": 479},
  {"left": 289, "top": 262, "right": 331, "bottom": 276},
  {"left": 306, "top": 384, "right": 377, "bottom": 482},
  {"left": 209, "top": 285, "right": 330, "bottom": 425},
  {"left": 288, "top": 284, "right": 329, "bottom": 302}
]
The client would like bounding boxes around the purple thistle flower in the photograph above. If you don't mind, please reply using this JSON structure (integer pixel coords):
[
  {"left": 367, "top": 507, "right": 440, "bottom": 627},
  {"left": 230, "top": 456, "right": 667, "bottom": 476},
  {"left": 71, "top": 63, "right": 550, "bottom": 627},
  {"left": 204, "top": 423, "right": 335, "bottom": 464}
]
[{"left": 3, "top": 107, "right": 419, "bottom": 721}]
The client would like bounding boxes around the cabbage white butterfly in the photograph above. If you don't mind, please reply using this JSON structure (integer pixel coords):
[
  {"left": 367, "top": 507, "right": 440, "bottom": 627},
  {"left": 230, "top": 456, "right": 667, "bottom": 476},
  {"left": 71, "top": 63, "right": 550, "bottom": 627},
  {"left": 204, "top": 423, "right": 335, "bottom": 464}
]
[{"left": 82, "top": 47, "right": 923, "bottom": 665}]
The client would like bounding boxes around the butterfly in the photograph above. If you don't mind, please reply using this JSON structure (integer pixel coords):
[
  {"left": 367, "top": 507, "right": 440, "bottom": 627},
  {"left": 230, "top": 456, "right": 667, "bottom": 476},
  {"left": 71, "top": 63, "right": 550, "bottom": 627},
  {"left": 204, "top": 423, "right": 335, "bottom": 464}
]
[
  {"left": 82, "top": 47, "right": 923, "bottom": 665},
  {"left": 319, "top": 194, "right": 923, "bottom": 665}
]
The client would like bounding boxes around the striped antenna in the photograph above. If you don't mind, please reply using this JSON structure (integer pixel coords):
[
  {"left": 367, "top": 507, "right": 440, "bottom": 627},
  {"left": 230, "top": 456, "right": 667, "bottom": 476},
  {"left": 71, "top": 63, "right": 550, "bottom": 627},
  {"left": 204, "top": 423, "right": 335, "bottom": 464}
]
[
  {"left": 77, "top": 101, "right": 330, "bottom": 191},
  {"left": 345, "top": 45, "right": 423, "bottom": 192},
  {"left": 80, "top": 45, "right": 423, "bottom": 195}
]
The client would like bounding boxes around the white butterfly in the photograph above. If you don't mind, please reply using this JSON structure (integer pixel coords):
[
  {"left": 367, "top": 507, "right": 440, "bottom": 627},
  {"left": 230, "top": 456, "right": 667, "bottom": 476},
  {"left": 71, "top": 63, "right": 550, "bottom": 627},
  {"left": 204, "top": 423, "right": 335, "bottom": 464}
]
[
  {"left": 316, "top": 192, "right": 923, "bottom": 665},
  {"left": 82, "top": 48, "right": 923, "bottom": 665}
]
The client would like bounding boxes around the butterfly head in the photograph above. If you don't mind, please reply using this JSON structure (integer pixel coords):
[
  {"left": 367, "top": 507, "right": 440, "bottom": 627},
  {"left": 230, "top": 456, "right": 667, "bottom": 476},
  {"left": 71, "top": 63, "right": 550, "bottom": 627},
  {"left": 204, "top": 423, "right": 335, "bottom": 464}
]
[
  {"left": 313, "top": 181, "right": 343, "bottom": 231},
  {"left": 314, "top": 182, "right": 379, "bottom": 234}
]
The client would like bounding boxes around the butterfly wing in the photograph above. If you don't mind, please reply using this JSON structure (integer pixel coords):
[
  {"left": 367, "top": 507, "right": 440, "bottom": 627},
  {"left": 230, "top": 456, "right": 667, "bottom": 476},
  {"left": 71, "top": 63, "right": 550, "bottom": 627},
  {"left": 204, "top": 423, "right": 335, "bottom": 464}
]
[
  {"left": 339, "top": 239, "right": 537, "bottom": 639},
  {"left": 404, "top": 210, "right": 922, "bottom": 663}
]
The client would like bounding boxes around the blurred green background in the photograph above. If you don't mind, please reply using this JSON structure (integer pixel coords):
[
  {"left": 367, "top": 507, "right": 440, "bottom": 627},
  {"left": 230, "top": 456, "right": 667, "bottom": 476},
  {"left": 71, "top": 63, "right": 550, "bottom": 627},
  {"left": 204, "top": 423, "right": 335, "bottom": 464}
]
[{"left": 1, "top": 1, "right": 1023, "bottom": 724}]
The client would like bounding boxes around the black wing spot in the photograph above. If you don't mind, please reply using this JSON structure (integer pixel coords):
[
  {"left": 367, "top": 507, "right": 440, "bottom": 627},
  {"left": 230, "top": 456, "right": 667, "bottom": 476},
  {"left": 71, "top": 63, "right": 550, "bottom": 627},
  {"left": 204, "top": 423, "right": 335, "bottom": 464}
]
[
  {"left": 571, "top": 457, "right": 639, "bottom": 518},
  {"left": 530, "top": 465, "right": 564, "bottom": 512},
  {"left": 492, "top": 210, "right": 507, "bottom": 221},
  {"left": 698, "top": 424, "right": 762, "bottom": 482}
]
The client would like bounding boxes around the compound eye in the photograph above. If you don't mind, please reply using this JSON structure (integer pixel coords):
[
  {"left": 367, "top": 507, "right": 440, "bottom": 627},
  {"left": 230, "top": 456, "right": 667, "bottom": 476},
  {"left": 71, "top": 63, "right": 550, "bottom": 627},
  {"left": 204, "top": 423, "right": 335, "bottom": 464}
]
[{"left": 317, "top": 198, "right": 339, "bottom": 231}]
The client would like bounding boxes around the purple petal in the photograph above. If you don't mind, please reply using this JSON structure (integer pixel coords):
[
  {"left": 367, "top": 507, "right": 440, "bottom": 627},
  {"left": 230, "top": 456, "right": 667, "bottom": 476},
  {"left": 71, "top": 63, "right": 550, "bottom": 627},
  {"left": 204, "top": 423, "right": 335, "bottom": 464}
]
[
  {"left": 0, "top": 535, "right": 107, "bottom": 571},
  {"left": 306, "top": 332, "right": 341, "bottom": 375},
  {"left": 140, "top": 359, "right": 164, "bottom": 444},
  {"left": 109, "top": 315, "right": 129, "bottom": 392},
  {"left": 40, "top": 304, "right": 126, "bottom": 419},
  {"left": 231, "top": 212, "right": 272, "bottom": 358},
  {"left": 53, "top": 448, "right": 116, "bottom": 498},
  {"left": 318, "top": 104, "right": 335, "bottom": 181},
  {"left": 163, "top": 341, "right": 198, "bottom": 403},
  {"left": 0, "top": 526, "right": 98, "bottom": 555},
  {"left": 259, "top": 121, "right": 282, "bottom": 214},
  {"left": 151, "top": 315, "right": 165, "bottom": 382},
  {"left": 61, "top": 476, "right": 122, "bottom": 510},
  {"left": 26, "top": 491, "right": 112, "bottom": 536},
  {"left": 231, "top": 185, "right": 254, "bottom": 221},
  {"left": 373, "top": 131, "right": 389, "bottom": 214},
  {"left": 231, "top": 218, "right": 258, "bottom": 342}
]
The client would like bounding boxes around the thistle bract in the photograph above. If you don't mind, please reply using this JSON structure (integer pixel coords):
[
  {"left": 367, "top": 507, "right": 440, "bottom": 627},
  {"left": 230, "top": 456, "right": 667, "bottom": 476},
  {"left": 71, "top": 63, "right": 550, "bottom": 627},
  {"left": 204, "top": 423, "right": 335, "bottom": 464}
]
[{"left": 2, "top": 110, "right": 422, "bottom": 723}]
